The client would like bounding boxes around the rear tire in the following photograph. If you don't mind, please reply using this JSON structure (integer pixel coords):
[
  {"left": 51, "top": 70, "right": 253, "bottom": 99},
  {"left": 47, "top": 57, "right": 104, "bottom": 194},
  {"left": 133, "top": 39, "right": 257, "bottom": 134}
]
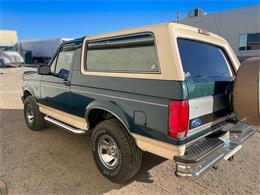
[
  {"left": 24, "top": 96, "right": 46, "bottom": 131},
  {"left": 91, "top": 119, "right": 142, "bottom": 183}
]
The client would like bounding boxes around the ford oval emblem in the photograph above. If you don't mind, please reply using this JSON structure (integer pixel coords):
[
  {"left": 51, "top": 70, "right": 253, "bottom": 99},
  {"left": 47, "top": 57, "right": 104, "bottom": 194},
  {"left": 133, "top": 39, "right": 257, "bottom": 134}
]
[{"left": 191, "top": 118, "right": 202, "bottom": 128}]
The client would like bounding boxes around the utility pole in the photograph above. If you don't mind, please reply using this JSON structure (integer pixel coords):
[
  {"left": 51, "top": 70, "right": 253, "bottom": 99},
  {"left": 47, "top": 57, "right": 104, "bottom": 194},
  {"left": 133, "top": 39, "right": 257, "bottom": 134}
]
[{"left": 176, "top": 10, "right": 179, "bottom": 22}]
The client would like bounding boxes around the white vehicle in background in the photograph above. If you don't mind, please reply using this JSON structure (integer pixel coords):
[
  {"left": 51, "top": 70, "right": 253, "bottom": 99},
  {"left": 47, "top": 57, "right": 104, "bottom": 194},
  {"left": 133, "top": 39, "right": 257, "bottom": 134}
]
[
  {"left": 0, "top": 30, "right": 24, "bottom": 68},
  {"left": 19, "top": 38, "right": 71, "bottom": 64},
  {"left": 0, "top": 45, "right": 24, "bottom": 67}
]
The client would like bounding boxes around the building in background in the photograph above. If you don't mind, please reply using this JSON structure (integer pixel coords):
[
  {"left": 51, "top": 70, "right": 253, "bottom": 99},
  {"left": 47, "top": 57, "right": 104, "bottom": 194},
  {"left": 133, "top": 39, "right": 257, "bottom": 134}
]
[
  {"left": 0, "top": 30, "right": 18, "bottom": 46},
  {"left": 181, "top": 5, "right": 260, "bottom": 61}
]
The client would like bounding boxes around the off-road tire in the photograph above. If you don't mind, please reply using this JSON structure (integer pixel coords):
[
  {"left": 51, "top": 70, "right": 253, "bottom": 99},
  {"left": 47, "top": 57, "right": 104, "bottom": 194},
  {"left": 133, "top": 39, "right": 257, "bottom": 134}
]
[
  {"left": 24, "top": 96, "right": 46, "bottom": 131},
  {"left": 91, "top": 119, "right": 142, "bottom": 183}
]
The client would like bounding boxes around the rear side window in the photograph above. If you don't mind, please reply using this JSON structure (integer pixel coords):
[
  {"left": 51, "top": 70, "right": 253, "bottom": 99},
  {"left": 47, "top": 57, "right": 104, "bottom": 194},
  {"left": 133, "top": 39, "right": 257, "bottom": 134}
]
[
  {"left": 178, "top": 39, "right": 233, "bottom": 79},
  {"left": 85, "top": 33, "right": 159, "bottom": 73}
]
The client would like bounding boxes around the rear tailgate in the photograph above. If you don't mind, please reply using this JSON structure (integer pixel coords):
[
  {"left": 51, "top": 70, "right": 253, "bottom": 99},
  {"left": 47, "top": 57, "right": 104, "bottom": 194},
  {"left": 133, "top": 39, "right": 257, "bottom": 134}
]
[
  {"left": 178, "top": 39, "right": 235, "bottom": 141},
  {"left": 186, "top": 80, "right": 234, "bottom": 140}
]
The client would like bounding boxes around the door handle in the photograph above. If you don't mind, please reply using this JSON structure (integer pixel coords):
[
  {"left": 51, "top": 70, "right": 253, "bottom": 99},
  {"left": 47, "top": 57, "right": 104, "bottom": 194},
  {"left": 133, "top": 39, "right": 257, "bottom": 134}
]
[{"left": 64, "top": 80, "right": 71, "bottom": 86}]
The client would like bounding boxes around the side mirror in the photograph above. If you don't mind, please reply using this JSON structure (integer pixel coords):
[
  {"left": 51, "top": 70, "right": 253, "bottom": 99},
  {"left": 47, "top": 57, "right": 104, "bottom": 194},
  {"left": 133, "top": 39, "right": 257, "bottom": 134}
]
[{"left": 38, "top": 65, "right": 51, "bottom": 75}]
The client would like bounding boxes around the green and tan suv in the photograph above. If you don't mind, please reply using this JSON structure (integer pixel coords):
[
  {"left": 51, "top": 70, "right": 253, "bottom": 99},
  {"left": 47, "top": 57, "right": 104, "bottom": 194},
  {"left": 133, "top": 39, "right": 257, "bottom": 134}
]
[{"left": 22, "top": 22, "right": 257, "bottom": 183}]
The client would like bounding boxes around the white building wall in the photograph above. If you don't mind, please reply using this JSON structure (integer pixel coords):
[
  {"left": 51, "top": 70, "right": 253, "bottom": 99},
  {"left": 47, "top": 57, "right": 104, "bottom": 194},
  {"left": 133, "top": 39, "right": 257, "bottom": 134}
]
[
  {"left": 0, "top": 30, "right": 18, "bottom": 46},
  {"left": 182, "top": 5, "right": 260, "bottom": 59}
]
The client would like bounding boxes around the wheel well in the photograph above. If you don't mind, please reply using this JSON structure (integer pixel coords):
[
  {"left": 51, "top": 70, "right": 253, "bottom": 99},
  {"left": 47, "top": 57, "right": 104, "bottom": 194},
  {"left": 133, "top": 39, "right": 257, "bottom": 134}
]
[
  {"left": 23, "top": 90, "right": 32, "bottom": 100},
  {"left": 87, "top": 109, "right": 116, "bottom": 130},
  {"left": 87, "top": 108, "right": 137, "bottom": 144}
]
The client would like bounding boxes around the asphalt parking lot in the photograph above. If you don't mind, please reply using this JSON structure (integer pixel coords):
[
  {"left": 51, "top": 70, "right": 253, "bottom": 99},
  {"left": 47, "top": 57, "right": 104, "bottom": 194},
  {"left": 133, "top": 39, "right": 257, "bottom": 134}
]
[{"left": 0, "top": 67, "right": 260, "bottom": 195}]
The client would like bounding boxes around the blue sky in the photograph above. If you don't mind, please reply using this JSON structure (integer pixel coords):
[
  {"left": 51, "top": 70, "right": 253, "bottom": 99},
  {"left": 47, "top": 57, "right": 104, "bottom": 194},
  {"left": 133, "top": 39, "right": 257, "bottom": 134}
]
[{"left": 1, "top": 0, "right": 259, "bottom": 40}]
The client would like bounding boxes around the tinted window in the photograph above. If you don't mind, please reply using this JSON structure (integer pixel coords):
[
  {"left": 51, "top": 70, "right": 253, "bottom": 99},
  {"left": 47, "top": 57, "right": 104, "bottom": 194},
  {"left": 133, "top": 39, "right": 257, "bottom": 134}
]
[
  {"left": 54, "top": 47, "right": 75, "bottom": 80},
  {"left": 239, "top": 33, "right": 260, "bottom": 51},
  {"left": 86, "top": 34, "right": 159, "bottom": 73},
  {"left": 178, "top": 39, "right": 232, "bottom": 79}
]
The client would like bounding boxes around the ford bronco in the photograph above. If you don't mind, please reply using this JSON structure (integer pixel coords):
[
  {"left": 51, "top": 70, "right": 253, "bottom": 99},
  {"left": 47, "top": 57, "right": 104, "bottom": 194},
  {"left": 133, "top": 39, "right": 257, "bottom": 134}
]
[{"left": 22, "top": 22, "right": 256, "bottom": 183}]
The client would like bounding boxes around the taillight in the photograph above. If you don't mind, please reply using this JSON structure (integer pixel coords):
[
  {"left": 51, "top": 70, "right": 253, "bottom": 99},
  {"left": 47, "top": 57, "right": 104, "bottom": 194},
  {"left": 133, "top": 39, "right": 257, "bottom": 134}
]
[{"left": 168, "top": 100, "right": 189, "bottom": 139}]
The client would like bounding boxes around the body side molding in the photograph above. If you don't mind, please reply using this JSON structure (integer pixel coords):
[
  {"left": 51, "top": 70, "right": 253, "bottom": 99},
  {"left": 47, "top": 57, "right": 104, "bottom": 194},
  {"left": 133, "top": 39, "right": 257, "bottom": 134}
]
[{"left": 38, "top": 103, "right": 88, "bottom": 130}]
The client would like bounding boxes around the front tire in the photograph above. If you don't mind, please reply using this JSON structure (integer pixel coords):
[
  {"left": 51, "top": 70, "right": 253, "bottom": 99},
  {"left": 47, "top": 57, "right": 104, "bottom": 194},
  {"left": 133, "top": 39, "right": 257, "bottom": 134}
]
[
  {"left": 24, "top": 96, "right": 46, "bottom": 131},
  {"left": 91, "top": 119, "right": 142, "bottom": 183}
]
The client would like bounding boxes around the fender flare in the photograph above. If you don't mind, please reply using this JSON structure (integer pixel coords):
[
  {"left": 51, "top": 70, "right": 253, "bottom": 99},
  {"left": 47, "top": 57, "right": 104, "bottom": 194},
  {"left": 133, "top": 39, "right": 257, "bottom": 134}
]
[
  {"left": 85, "top": 100, "right": 130, "bottom": 132},
  {"left": 22, "top": 87, "right": 36, "bottom": 100}
]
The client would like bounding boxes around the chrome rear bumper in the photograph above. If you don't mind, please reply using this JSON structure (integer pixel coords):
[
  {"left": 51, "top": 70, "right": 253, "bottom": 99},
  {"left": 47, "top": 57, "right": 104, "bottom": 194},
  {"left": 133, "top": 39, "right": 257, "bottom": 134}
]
[{"left": 174, "top": 123, "right": 254, "bottom": 177}]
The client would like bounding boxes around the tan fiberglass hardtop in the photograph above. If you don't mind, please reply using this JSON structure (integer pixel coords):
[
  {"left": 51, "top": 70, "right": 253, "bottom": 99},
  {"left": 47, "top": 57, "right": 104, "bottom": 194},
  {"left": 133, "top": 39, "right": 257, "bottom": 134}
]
[{"left": 80, "top": 22, "right": 240, "bottom": 81}]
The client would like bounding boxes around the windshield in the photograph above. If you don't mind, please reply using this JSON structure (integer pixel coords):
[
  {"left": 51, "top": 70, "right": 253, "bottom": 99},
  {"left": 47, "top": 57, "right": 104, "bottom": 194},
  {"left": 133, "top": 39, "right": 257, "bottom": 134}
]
[
  {"left": 178, "top": 39, "right": 233, "bottom": 79},
  {"left": 0, "top": 46, "right": 17, "bottom": 52}
]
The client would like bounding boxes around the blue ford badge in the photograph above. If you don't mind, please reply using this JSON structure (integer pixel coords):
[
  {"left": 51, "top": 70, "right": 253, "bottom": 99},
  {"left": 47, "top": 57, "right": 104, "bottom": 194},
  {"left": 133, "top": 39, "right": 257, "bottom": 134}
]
[{"left": 191, "top": 118, "right": 202, "bottom": 128}]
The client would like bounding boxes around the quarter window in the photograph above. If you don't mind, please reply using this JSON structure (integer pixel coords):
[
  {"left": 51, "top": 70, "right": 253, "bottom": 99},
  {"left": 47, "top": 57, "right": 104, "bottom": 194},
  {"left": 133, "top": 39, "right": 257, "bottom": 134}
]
[{"left": 85, "top": 34, "right": 159, "bottom": 73}]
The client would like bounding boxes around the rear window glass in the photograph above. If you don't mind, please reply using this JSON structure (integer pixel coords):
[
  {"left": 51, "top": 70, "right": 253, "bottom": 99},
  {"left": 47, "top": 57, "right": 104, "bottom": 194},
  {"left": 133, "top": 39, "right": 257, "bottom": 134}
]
[
  {"left": 178, "top": 39, "right": 233, "bottom": 79},
  {"left": 85, "top": 33, "right": 159, "bottom": 73}
]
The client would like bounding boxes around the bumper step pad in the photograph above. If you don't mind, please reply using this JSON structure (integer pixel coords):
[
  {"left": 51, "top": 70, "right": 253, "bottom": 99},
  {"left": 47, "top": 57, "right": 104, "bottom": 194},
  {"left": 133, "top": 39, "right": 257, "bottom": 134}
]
[
  {"left": 174, "top": 123, "right": 254, "bottom": 178},
  {"left": 174, "top": 138, "right": 224, "bottom": 164}
]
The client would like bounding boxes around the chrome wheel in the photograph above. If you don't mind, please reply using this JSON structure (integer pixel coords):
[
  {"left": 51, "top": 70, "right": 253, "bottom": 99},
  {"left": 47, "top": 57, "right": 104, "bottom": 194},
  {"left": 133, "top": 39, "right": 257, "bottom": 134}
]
[
  {"left": 26, "top": 104, "right": 34, "bottom": 124},
  {"left": 97, "top": 134, "right": 119, "bottom": 169}
]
